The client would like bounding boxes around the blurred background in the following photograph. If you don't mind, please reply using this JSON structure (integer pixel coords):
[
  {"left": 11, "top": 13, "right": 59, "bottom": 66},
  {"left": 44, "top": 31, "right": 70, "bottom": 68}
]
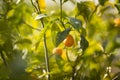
[{"left": 0, "top": 0, "right": 120, "bottom": 80}]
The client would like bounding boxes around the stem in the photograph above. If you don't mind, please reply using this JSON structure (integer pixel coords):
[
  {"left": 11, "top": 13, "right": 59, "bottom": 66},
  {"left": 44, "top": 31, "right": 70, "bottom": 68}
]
[
  {"left": 30, "top": 0, "right": 39, "bottom": 13},
  {"left": 60, "top": 0, "right": 62, "bottom": 21},
  {"left": 23, "top": 21, "right": 41, "bottom": 31},
  {"left": 71, "top": 67, "right": 76, "bottom": 80},
  {"left": 71, "top": 52, "right": 83, "bottom": 80},
  {"left": 59, "top": 0, "right": 66, "bottom": 29},
  {"left": 43, "top": 33, "right": 50, "bottom": 80},
  {"left": 40, "top": 11, "right": 50, "bottom": 80},
  {"left": 35, "top": 1, "right": 50, "bottom": 80}
]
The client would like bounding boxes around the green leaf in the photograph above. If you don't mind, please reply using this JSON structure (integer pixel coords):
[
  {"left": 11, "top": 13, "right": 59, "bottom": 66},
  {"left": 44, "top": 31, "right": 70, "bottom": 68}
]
[
  {"left": 6, "top": 9, "right": 15, "bottom": 19},
  {"left": 55, "top": 55, "right": 64, "bottom": 70},
  {"left": 35, "top": 14, "right": 47, "bottom": 20},
  {"left": 35, "top": 25, "right": 48, "bottom": 50},
  {"left": 75, "top": 1, "right": 95, "bottom": 19},
  {"left": 98, "top": 0, "right": 108, "bottom": 6},
  {"left": 55, "top": 28, "right": 71, "bottom": 47},
  {"left": 15, "top": 38, "right": 32, "bottom": 49},
  {"left": 15, "top": 38, "right": 32, "bottom": 44},
  {"left": 115, "top": 3, "right": 120, "bottom": 14},
  {"left": 68, "top": 17, "right": 82, "bottom": 32},
  {"left": 51, "top": 22, "right": 61, "bottom": 31},
  {"left": 80, "top": 35, "right": 89, "bottom": 51},
  {"left": 63, "top": 0, "right": 68, "bottom": 3},
  {"left": 35, "top": 21, "right": 52, "bottom": 50},
  {"left": 81, "top": 28, "right": 87, "bottom": 36},
  {"left": 0, "top": 51, "right": 7, "bottom": 67},
  {"left": 51, "top": 22, "right": 61, "bottom": 46}
]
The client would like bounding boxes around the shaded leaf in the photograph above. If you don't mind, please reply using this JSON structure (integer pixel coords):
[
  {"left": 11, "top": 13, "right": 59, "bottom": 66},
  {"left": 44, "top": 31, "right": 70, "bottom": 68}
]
[
  {"left": 80, "top": 35, "right": 89, "bottom": 51},
  {"left": 107, "top": 54, "right": 115, "bottom": 65},
  {"left": 55, "top": 55, "right": 64, "bottom": 70},
  {"left": 0, "top": 20, "right": 9, "bottom": 31},
  {"left": 55, "top": 28, "right": 71, "bottom": 47},
  {"left": 51, "top": 22, "right": 61, "bottom": 46},
  {"left": 81, "top": 28, "right": 87, "bottom": 36},
  {"left": 115, "top": 3, "right": 120, "bottom": 14},
  {"left": 75, "top": 1, "right": 95, "bottom": 19},
  {"left": 98, "top": 0, "right": 108, "bottom": 6},
  {"left": 67, "top": 17, "right": 82, "bottom": 32},
  {"left": 105, "top": 40, "right": 117, "bottom": 53},
  {"left": 63, "top": 0, "right": 68, "bottom": 3}
]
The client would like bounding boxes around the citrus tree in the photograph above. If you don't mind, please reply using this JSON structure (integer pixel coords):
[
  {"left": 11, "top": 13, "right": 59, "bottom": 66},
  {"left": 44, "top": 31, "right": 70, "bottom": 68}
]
[{"left": 0, "top": 0, "right": 120, "bottom": 80}]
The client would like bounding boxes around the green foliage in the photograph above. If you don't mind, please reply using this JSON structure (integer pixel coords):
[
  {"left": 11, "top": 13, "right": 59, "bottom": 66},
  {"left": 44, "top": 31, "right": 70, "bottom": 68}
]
[
  {"left": 0, "top": 0, "right": 120, "bottom": 80},
  {"left": 115, "top": 3, "right": 120, "bottom": 14},
  {"left": 98, "top": 0, "right": 108, "bottom": 6},
  {"left": 75, "top": 1, "right": 95, "bottom": 20}
]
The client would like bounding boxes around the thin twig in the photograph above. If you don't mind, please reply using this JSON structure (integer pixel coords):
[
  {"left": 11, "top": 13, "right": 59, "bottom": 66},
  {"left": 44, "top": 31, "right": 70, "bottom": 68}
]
[
  {"left": 59, "top": 0, "right": 66, "bottom": 29},
  {"left": 30, "top": 0, "right": 39, "bottom": 13},
  {"left": 71, "top": 67, "right": 76, "bottom": 80},
  {"left": 36, "top": 0, "right": 41, "bottom": 14},
  {"left": 23, "top": 21, "right": 41, "bottom": 31}
]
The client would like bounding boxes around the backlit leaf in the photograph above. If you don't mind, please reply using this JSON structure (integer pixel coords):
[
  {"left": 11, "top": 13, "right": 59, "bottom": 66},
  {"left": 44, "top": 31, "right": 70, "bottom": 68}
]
[{"left": 35, "top": 14, "right": 47, "bottom": 20}]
